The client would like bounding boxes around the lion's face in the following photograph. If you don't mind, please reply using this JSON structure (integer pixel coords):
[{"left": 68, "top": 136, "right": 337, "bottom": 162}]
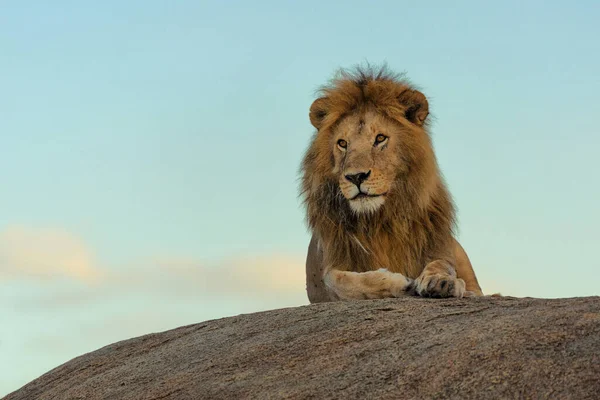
[
  {"left": 303, "top": 70, "right": 434, "bottom": 218},
  {"left": 332, "top": 110, "right": 410, "bottom": 213}
]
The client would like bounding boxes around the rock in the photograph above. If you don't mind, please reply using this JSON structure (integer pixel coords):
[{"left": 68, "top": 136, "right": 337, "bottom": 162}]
[{"left": 5, "top": 296, "right": 600, "bottom": 400}]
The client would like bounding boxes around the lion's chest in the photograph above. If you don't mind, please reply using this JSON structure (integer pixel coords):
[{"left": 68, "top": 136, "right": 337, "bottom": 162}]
[{"left": 349, "top": 233, "right": 424, "bottom": 279}]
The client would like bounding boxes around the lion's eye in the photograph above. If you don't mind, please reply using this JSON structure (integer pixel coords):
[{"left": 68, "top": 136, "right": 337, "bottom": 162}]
[
  {"left": 375, "top": 134, "right": 388, "bottom": 145},
  {"left": 337, "top": 139, "right": 347, "bottom": 149}
]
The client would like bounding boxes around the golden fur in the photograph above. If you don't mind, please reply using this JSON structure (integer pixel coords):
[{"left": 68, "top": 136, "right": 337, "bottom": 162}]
[{"left": 301, "top": 65, "right": 483, "bottom": 302}]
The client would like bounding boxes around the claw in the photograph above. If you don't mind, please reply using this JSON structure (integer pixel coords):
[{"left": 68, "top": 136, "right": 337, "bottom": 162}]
[{"left": 415, "top": 274, "right": 465, "bottom": 299}]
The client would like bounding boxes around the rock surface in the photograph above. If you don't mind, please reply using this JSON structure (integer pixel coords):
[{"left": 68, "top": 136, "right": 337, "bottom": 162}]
[{"left": 5, "top": 296, "right": 600, "bottom": 400}]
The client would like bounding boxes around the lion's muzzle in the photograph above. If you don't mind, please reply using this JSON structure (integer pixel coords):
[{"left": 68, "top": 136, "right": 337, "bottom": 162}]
[{"left": 344, "top": 170, "right": 371, "bottom": 187}]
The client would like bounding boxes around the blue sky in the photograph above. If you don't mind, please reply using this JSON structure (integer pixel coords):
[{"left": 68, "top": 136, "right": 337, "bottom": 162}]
[{"left": 1, "top": 0, "right": 599, "bottom": 396}]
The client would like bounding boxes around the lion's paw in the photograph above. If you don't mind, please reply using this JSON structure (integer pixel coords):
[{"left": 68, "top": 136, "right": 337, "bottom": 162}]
[{"left": 413, "top": 274, "right": 465, "bottom": 298}]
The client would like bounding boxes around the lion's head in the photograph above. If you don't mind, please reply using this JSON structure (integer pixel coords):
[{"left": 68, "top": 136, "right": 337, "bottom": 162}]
[{"left": 301, "top": 66, "right": 442, "bottom": 225}]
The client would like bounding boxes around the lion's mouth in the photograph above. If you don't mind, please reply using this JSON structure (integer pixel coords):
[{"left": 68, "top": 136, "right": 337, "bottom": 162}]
[{"left": 351, "top": 192, "right": 387, "bottom": 200}]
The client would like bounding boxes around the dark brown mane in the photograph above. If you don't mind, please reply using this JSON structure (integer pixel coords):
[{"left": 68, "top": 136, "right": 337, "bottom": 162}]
[
  {"left": 300, "top": 65, "right": 456, "bottom": 278},
  {"left": 311, "top": 65, "right": 429, "bottom": 133}
]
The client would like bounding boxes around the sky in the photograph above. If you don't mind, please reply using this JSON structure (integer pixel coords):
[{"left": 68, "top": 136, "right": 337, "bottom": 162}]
[{"left": 1, "top": 0, "right": 599, "bottom": 396}]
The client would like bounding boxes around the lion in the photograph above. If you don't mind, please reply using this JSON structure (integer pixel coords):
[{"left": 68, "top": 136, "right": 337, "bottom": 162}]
[{"left": 300, "top": 65, "right": 483, "bottom": 303}]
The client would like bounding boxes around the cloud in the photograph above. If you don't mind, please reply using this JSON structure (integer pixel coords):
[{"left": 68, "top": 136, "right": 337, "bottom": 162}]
[
  {"left": 9, "top": 249, "right": 308, "bottom": 311},
  {"left": 0, "top": 224, "right": 306, "bottom": 296},
  {"left": 149, "top": 254, "right": 306, "bottom": 295},
  {"left": 0, "top": 224, "right": 308, "bottom": 319},
  {"left": 0, "top": 226, "right": 101, "bottom": 282}
]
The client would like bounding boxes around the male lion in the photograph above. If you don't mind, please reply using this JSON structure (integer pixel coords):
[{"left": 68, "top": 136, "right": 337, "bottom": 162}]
[{"left": 301, "top": 66, "right": 483, "bottom": 303}]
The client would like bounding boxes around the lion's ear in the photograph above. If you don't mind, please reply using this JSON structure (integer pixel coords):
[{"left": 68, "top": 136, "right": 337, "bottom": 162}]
[
  {"left": 309, "top": 97, "right": 328, "bottom": 129},
  {"left": 398, "top": 89, "right": 429, "bottom": 126}
]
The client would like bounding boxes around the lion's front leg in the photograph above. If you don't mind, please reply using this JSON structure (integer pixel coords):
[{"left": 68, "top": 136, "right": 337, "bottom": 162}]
[
  {"left": 413, "top": 260, "right": 466, "bottom": 298},
  {"left": 323, "top": 268, "right": 412, "bottom": 300}
]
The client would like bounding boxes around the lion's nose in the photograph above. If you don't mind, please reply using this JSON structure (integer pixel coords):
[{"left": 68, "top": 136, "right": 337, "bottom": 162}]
[{"left": 345, "top": 170, "right": 371, "bottom": 187}]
